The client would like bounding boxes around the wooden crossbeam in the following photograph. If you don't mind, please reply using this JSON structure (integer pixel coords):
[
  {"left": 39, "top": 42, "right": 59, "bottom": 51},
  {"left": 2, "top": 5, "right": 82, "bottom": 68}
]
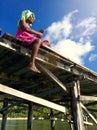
[
  {"left": 81, "top": 103, "right": 97, "bottom": 125},
  {"left": 0, "top": 101, "right": 22, "bottom": 113},
  {"left": 37, "top": 63, "right": 68, "bottom": 93},
  {"left": 80, "top": 95, "right": 97, "bottom": 101},
  {"left": 0, "top": 84, "right": 67, "bottom": 113},
  {"left": 71, "top": 81, "right": 85, "bottom": 130},
  {"left": 68, "top": 120, "right": 93, "bottom": 126}
]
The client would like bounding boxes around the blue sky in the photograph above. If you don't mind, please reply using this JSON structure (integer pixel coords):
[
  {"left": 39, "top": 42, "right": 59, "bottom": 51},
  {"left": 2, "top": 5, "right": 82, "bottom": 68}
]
[{"left": 1, "top": 0, "right": 97, "bottom": 72}]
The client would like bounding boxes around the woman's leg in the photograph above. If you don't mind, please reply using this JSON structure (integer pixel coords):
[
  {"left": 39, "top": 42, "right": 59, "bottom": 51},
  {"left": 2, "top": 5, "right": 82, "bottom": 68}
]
[{"left": 29, "top": 39, "right": 41, "bottom": 73}]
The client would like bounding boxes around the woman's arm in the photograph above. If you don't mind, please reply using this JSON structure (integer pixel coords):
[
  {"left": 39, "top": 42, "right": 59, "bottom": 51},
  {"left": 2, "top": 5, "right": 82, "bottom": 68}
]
[{"left": 19, "top": 20, "right": 43, "bottom": 38}]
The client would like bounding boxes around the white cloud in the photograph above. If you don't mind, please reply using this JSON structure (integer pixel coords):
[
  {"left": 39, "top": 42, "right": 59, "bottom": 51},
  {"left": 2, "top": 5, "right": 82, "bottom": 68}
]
[
  {"left": 76, "top": 17, "right": 97, "bottom": 37},
  {"left": 52, "top": 39, "right": 94, "bottom": 64},
  {"left": 43, "top": 10, "right": 97, "bottom": 64},
  {"left": 89, "top": 54, "right": 97, "bottom": 62},
  {"left": 44, "top": 10, "right": 78, "bottom": 43}
]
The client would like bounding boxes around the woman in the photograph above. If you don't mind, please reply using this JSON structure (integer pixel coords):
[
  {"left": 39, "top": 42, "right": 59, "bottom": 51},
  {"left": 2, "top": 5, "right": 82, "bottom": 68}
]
[{"left": 16, "top": 10, "right": 50, "bottom": 73}]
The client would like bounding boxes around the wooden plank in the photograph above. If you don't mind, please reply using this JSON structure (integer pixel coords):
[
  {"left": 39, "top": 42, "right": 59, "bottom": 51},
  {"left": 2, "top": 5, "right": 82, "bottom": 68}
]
[
  {"left": 84, "top": 121, "right": 93, "bottom": 126},
  {"left": 1, "top": 38, "right": 97, "bottom": 85},
  {"left": 1, "top": 33, "right": 97, "bottom": 77},
  {"left": 50, "top": 109, "right": 55, "bottom": 130},
  {"left": 1, "top": 36, "right": 97, "bottom": 78},
  {"left": 27, "top": 102, "right": 33, "bottom": 130},
  {"left": 69, "top": 120, "right": 93, "bottom": 126},
  {"left": 80, "top": 95, "right": 97, "bottom": 101},
  {"left": 81, "top": 103, "right": 97, "bottom": 125},
  {"left": 1, "top": 99, "right": 8, "bottom": 130},
  {"left": 37, "top": 63, "right": 68, "bottom": 92},
  {"left": 71, "top": 81, "right": 85, "bottom": 130},
  {"left": 0, "top": 84, "right": 67, "bottom": 113}
]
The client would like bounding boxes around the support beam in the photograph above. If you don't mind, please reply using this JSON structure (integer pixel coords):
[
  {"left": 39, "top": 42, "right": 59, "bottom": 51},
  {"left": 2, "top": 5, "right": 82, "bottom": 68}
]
[
  {"left": 50, "top": 109, "right": 55, "bottom": 130},
  {"left": 81, "top": 103, "right": 97, "bottom": 125},
  {"left": 71, "top": 81, "right": 85, "bottom": 130},
  {"left": 27, "top": 102, "right": 33, "bottom": 130},
  {"left": 37, "top": 63, "right": 68, "bottom": 92},
  {"left": 69, "top": 123, "right": 74, "bottom": 130},
  {"left": 0, "top": 101, "right": 21, "bottom": 113},
  {"left": 1, "top": 99, "right": 8, "bottom": 130},
  {"left": 0, "top": 84, "right": 67, "bottom": 113},
  {"left": 80, "top": 95, "right": 97, "bottom": 101}
]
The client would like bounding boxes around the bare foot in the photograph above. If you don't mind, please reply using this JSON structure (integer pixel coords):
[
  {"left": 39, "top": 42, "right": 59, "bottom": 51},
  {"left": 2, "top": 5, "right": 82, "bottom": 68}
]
[{"left": 29, "top": 66, "right": 41, "bottom": 73}]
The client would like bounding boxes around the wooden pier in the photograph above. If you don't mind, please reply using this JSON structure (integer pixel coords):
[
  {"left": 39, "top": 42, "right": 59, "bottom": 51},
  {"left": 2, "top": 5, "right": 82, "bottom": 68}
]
[{"left": 0, "top": 32, "right": 97, "bottom": 130}]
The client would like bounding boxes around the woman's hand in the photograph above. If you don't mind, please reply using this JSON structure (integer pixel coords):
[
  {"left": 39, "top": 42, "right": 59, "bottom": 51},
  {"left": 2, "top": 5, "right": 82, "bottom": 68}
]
[
  {"left": 37, "top": 32, "right": 43, "bottom": 38},
  {"left": 39, "top": 29, "right": 44, "bottom": 33},
  {"left": 37, "top": 29, "right": 44, "bottom": 38}
]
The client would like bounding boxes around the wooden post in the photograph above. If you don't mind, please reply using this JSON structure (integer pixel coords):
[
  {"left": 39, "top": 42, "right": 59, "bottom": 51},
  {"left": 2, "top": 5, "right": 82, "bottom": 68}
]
[
  {"left": 1, "top": 99, "right": 8, "bottom": 130},
  {"left": 50, "top": 109, "right": 55, "bottom": 130},
  {"left": 70, "top": 80, "right": 85, "bottom": 130},
  {"left": 27, "top": 102, "right": 33, "bottom": 130},
  {"left": 69, "top": 122, "right": 74, "bottom": 130},
  {"left": 84, "top": 116, "right": 88, "bottom": 130}
]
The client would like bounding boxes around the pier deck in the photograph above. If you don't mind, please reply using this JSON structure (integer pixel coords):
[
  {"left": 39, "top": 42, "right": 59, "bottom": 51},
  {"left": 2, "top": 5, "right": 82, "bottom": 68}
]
[{"left": 0, "top": 33, "right": 97, "bottom": 130}]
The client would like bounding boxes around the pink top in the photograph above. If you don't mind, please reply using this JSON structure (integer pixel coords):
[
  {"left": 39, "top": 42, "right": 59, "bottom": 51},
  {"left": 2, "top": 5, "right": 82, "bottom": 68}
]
[{"left": 16, "top": 23, "right": 50, "bottom": 46}]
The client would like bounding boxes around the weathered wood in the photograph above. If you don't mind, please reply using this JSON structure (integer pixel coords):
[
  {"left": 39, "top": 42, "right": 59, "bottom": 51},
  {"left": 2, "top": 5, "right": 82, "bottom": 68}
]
[
  {"left": 1, "top": 99, "right": 8, "bottom": 130},
  {"left": 0, "top": 32, "right": 97, "bottom": 130},
  {"left": 37, "top": 63, "right": 68, "bottom": 92},
  {"left": 71, "top": 81, "right": 85, "bottom": 130},
  {"left": 84, "top": 121, "right": 93, "bottom": 126},
  {"left": 69, "top": 123, "right": 74, "bottom": 130},
  {"left": 68, "top": 120, "right": 93, "bottom": 126},
  {"left": 81, "top": 103, "right": 97, "bottom": 124},
  {"left": 80, "top": 95, "right": 97, "bottom": 101},
  {"left": 27, "top": 102, "right": 33, "bottom": 130},
  {"left": 50, "top": 109, "right": 55, "bottom": 130},
  {"left": 1, "top": 33, "right": 97, "bottom": 84},
  {"left": 0, "top": 84, "right": 67, "bottom": 113}
]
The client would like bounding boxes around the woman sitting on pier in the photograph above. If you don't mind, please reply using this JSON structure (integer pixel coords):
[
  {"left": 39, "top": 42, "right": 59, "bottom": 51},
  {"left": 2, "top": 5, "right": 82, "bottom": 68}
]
[{"left": 16, "top": 10, "right": 50, "bottom": 73}]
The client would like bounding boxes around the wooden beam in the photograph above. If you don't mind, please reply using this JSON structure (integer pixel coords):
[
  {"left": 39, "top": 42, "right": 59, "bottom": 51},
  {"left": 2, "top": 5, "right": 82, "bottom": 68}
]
[
  {"left": 1, "top": 99, "right": 8, "bottom": 130},
  {"left": 37, "top": 63, "right": 68, "bottom": 93},
  {"left": 81, "top": 103, "right": 97, "bottom": 125},
  {"left": 71, "top": 81, "right": 85, "bottom": 130},
  {"left": 27, "top": 102, "right": 33, "bottom": 130},
  {"left": 0, "top": 101, "right": 22, "bottom": 113},
  {"left": 68, "top": 120, "right": 93, "bottom": 126},
  {"left": 1, "top": 39, "right": 97, "bottom": 84},
  {"left": 84, "top": 121, "right": 93, "bottom": 126},
  {"left": 0, "top": 84, "right": 67, "bottom": 113},
  {"left": 80, "top": 95, "right": 97, "bottom": 101},
  {"left": 50, "top": 109, "right": 55, "bottom": 130}
]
